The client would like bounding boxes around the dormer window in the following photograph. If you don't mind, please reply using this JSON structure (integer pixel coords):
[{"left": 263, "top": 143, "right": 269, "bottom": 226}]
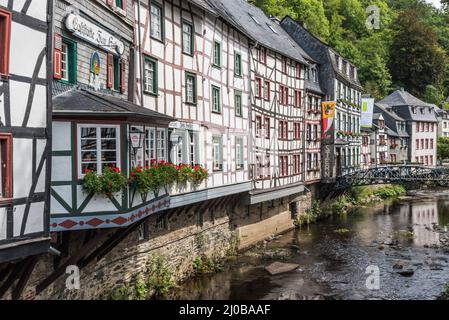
[
  {"left": 249, "top": 13, "right": 260, "bottom": 25},
  {"left": 267, "top": 24, "right": 278, "bottom": 34}
]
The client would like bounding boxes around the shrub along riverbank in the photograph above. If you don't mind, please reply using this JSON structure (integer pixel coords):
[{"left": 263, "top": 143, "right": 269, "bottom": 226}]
[{"left": 294, "top": 184, "right": 407, "bottom": 227}]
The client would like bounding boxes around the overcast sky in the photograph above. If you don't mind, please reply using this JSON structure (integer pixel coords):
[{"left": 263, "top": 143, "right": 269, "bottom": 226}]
[{"left": 426, "top": 0, "right": 442, "bottom": 8}]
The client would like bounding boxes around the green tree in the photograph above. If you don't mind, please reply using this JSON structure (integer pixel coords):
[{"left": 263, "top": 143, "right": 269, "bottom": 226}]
[
  {"left": 423, "top": 85, "right": 443, "bottom": 105},
  {"left": 389, "top": 9, "right": 448, "bottom": 97},
  {"left": 437, "top": 137, "right": 449, "bottom": 161}
]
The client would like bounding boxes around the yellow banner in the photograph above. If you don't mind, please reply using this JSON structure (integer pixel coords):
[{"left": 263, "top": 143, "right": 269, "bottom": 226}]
[{"left": 322, "top": 101, "right": 336, "bottom": 119}]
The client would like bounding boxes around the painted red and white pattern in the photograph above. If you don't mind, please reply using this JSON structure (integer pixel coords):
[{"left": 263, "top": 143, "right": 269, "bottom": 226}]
[{"left": 50, "top": 196, "right": 170, "bottom": 231}]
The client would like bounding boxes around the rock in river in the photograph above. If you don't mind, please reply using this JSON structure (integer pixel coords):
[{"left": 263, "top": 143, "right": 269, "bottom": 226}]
[{"left": 265, "top": 262, "right": 300, "bottom": 275}]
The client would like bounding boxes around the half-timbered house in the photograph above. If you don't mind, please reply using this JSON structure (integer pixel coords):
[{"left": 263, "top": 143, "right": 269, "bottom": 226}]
[
  {"left": 282, "top": 16, "right": 363, "bottom": 181},
  {"left": 209, "top": 0, "right": 312, "bottom": 207},
  {"left": 134, "top": 0, "right": 252, "bottom": 209},
  {"left": 304, "top": 62, "right": 324, "bottom": 184},
  {"left": 0, "top": 0, "right": 53, "bottom": 298}
]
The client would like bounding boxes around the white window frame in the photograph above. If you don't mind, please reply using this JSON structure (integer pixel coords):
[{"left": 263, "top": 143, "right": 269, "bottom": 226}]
[
  {"left": 77, "top": 124, "right": 121, "bottom": 177},
  {"left": 61, "top": 42, "right": 69, "bottom": 82},
  {"left": 235, "top": 137, "right": 244, "bottom": 170},
  {"left": 212, "top": 135, "right": 223, "bottom": 171},
  {"left": 156, "top": 128, "right": 166, "bottom": 161},
  {"left": 150, "top": 4, "right": 163, "bottom": 41},
  {"left": 212, "top": 86, "right": 221, "bottom": 113},
  {"left": 143, "top": 57, "right": 156, "bottom": 94},
  {"left": 182, "top": 21, "right": 193, "bottom": 55}
]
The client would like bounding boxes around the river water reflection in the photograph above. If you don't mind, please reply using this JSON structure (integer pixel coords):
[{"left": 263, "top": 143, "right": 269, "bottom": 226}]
[{"left": 172, "top": 191, "right": 449, "bottom": 300}]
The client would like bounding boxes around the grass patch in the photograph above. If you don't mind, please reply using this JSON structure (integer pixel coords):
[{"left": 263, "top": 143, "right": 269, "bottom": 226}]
[
  {"left": 192, "top": 254, "right": 224, "bottom": 274},
  {"left": 106, "top": 254, "right": 176, "bottom": 300}
]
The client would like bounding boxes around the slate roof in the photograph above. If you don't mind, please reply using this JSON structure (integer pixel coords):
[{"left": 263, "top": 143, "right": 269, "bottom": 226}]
[
  {"left": 378, "top": 89, "right": 435, "bottom": 108},
  {"left": 304, "top": 79, "right": 324, "bottom": 95},
  {"left": 378, "top": 89, "right": 438, "bottom": 123},
  {"left": 53, "top": 88, "right": 175, "bottom": 122},
  {"left": 207, "top": 0, "right": 313, "bottom": 64},
  {"left": 375, "top": 103, "right": 405, "bottom": 121},
  {"left": 190, "top": 0, "right": 217, "bottom": 15},
  {"left": 386, "top": 126, "right": 399, "bottom": 137},
  {"left": 280, "top": 16, "right": 362, "bottom": 89}
]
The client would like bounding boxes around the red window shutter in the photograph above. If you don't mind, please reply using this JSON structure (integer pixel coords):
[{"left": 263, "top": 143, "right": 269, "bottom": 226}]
[
  {"left": 53, "top": 33, "right": 62, "bottom": 79},
  {"left": 107, "top": 53, "right": 113, "bottom": 88},
  {"left": 0, "top": 10, "right": 11, "bottom": 76},
  {"left": 122, "top": 0, "right": 127, "bottom": 10},
  {"left": 120, "top": 58, "right": 126, "bottom": 93}
]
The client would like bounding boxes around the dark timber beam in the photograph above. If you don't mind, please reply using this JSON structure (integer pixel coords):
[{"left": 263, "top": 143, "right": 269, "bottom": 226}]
[
  {"left": 11, "top": 256, "right": 38, "bottom": 300},
  {"left": 36, "top": 230, "right": 113, "bottom": 294}
]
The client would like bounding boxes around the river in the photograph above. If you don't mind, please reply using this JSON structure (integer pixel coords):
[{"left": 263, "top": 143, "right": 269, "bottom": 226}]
[{"left": 171, "top": 190, "right": 449, "bottom": 300}]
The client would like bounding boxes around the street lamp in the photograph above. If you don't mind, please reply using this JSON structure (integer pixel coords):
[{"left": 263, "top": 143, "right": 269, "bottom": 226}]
[{"left": 129, "top": 130, "right": 145, "bottom": 167}]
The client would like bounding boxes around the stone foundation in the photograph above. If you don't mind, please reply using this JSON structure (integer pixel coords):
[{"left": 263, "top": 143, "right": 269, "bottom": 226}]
[{"left": 3, "top": 190, "right": 313, "bottom": 300}]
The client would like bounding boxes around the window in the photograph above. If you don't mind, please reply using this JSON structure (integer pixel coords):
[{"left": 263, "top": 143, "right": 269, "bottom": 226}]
[
  {"left": 255, "top": 77, "right": 262, "bottom": 98},
  {"left": 255, "top": 155, "right": 262, "bottom": 179},
  {"left": 115, "top": 0, "right": 125, "bottom": 9},
  {"left": 213, "top": 41, "right": 221, "bottom": 67},
  {"left": 156, "top": 128, "right": 166, "bottom": 160},
  {"left": 58, "top": 38, "right": 76, "bottom": 83},
  {"left": 259, "top": 47, "right": 267, "bottom": 64},
  {"left": 234, "top": 52, "right": 242, "bottom": 77},
  {"left": 182, "top": 21, "right": 194, "bottom": 55},
  {"left": 280, "top": 85, "right": 288, "bottom": 105},
  {"left": 212, "top": 86, "right": 221, "bottom": 113},
  {"left": 296, "top": 63, "right": 301, "bottom": 79},
  {"left": 255, "top": 116, "right": 262, "bottom": 137},
  {"left": 267, "top": 23, "right": 278, "bottom": 34},
  {"left": 279, "top": 120, "right": 288, "bottom": 140},
  {"left": 293, "top": 155, "right": 300, "bottom": 175},
  {"left": 0, "top": 9, "right": 11, "bottom": 76},
  {"left": 235, "top": 90, "right": 242, "bottom": 117},
  {"left": 185, "top": 72, "right": 197, "bottom": 104},
  {"left": 295, "top": 90, "right": 302, "bottom": 108},
  {"left": 143, "top": 56, "right": 157, "bottom": 94},
  {"left": 416, "top": 139, "right": 419, "bottom": 149},
  {"left": 430, "top": 155, "right": 434, "bottom": 166},
  {"left": 150, "top": 3, "right": 163, "bottom": 41},
  {"left": 146, "top": 128, "right": 156, "bottom": 162},
  {"left": 308, "top": 96, "right": 313, "bottom": 111},
  {"left": 294, "top": 122, "right": 301, "bottom": 140},
  {"left": 430, "top": 139, "right": 434, "bottom": 149},
  {"left": 279, "top": 156, "right": 288, "bottom": 177},
  {"left": 212, "top": 136, "right": 223, "bottom": 171},
  {"left": 235, "top": 137, "right": 244, "bottom": 170},
  {"left": 282, "top": 58, "right": 287, "bottom": 73},
  {"left": 78, "top": 125, "right": 120, "bottom": 176},
  {"left": 113, "top": 55, "right": 120, "bottom": 91},
  {"left": 264, "top": 80, "right": 270, "bottom": 100},
  {"left": 0, "top": 134, "right": 12, "bottom": 199}
]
